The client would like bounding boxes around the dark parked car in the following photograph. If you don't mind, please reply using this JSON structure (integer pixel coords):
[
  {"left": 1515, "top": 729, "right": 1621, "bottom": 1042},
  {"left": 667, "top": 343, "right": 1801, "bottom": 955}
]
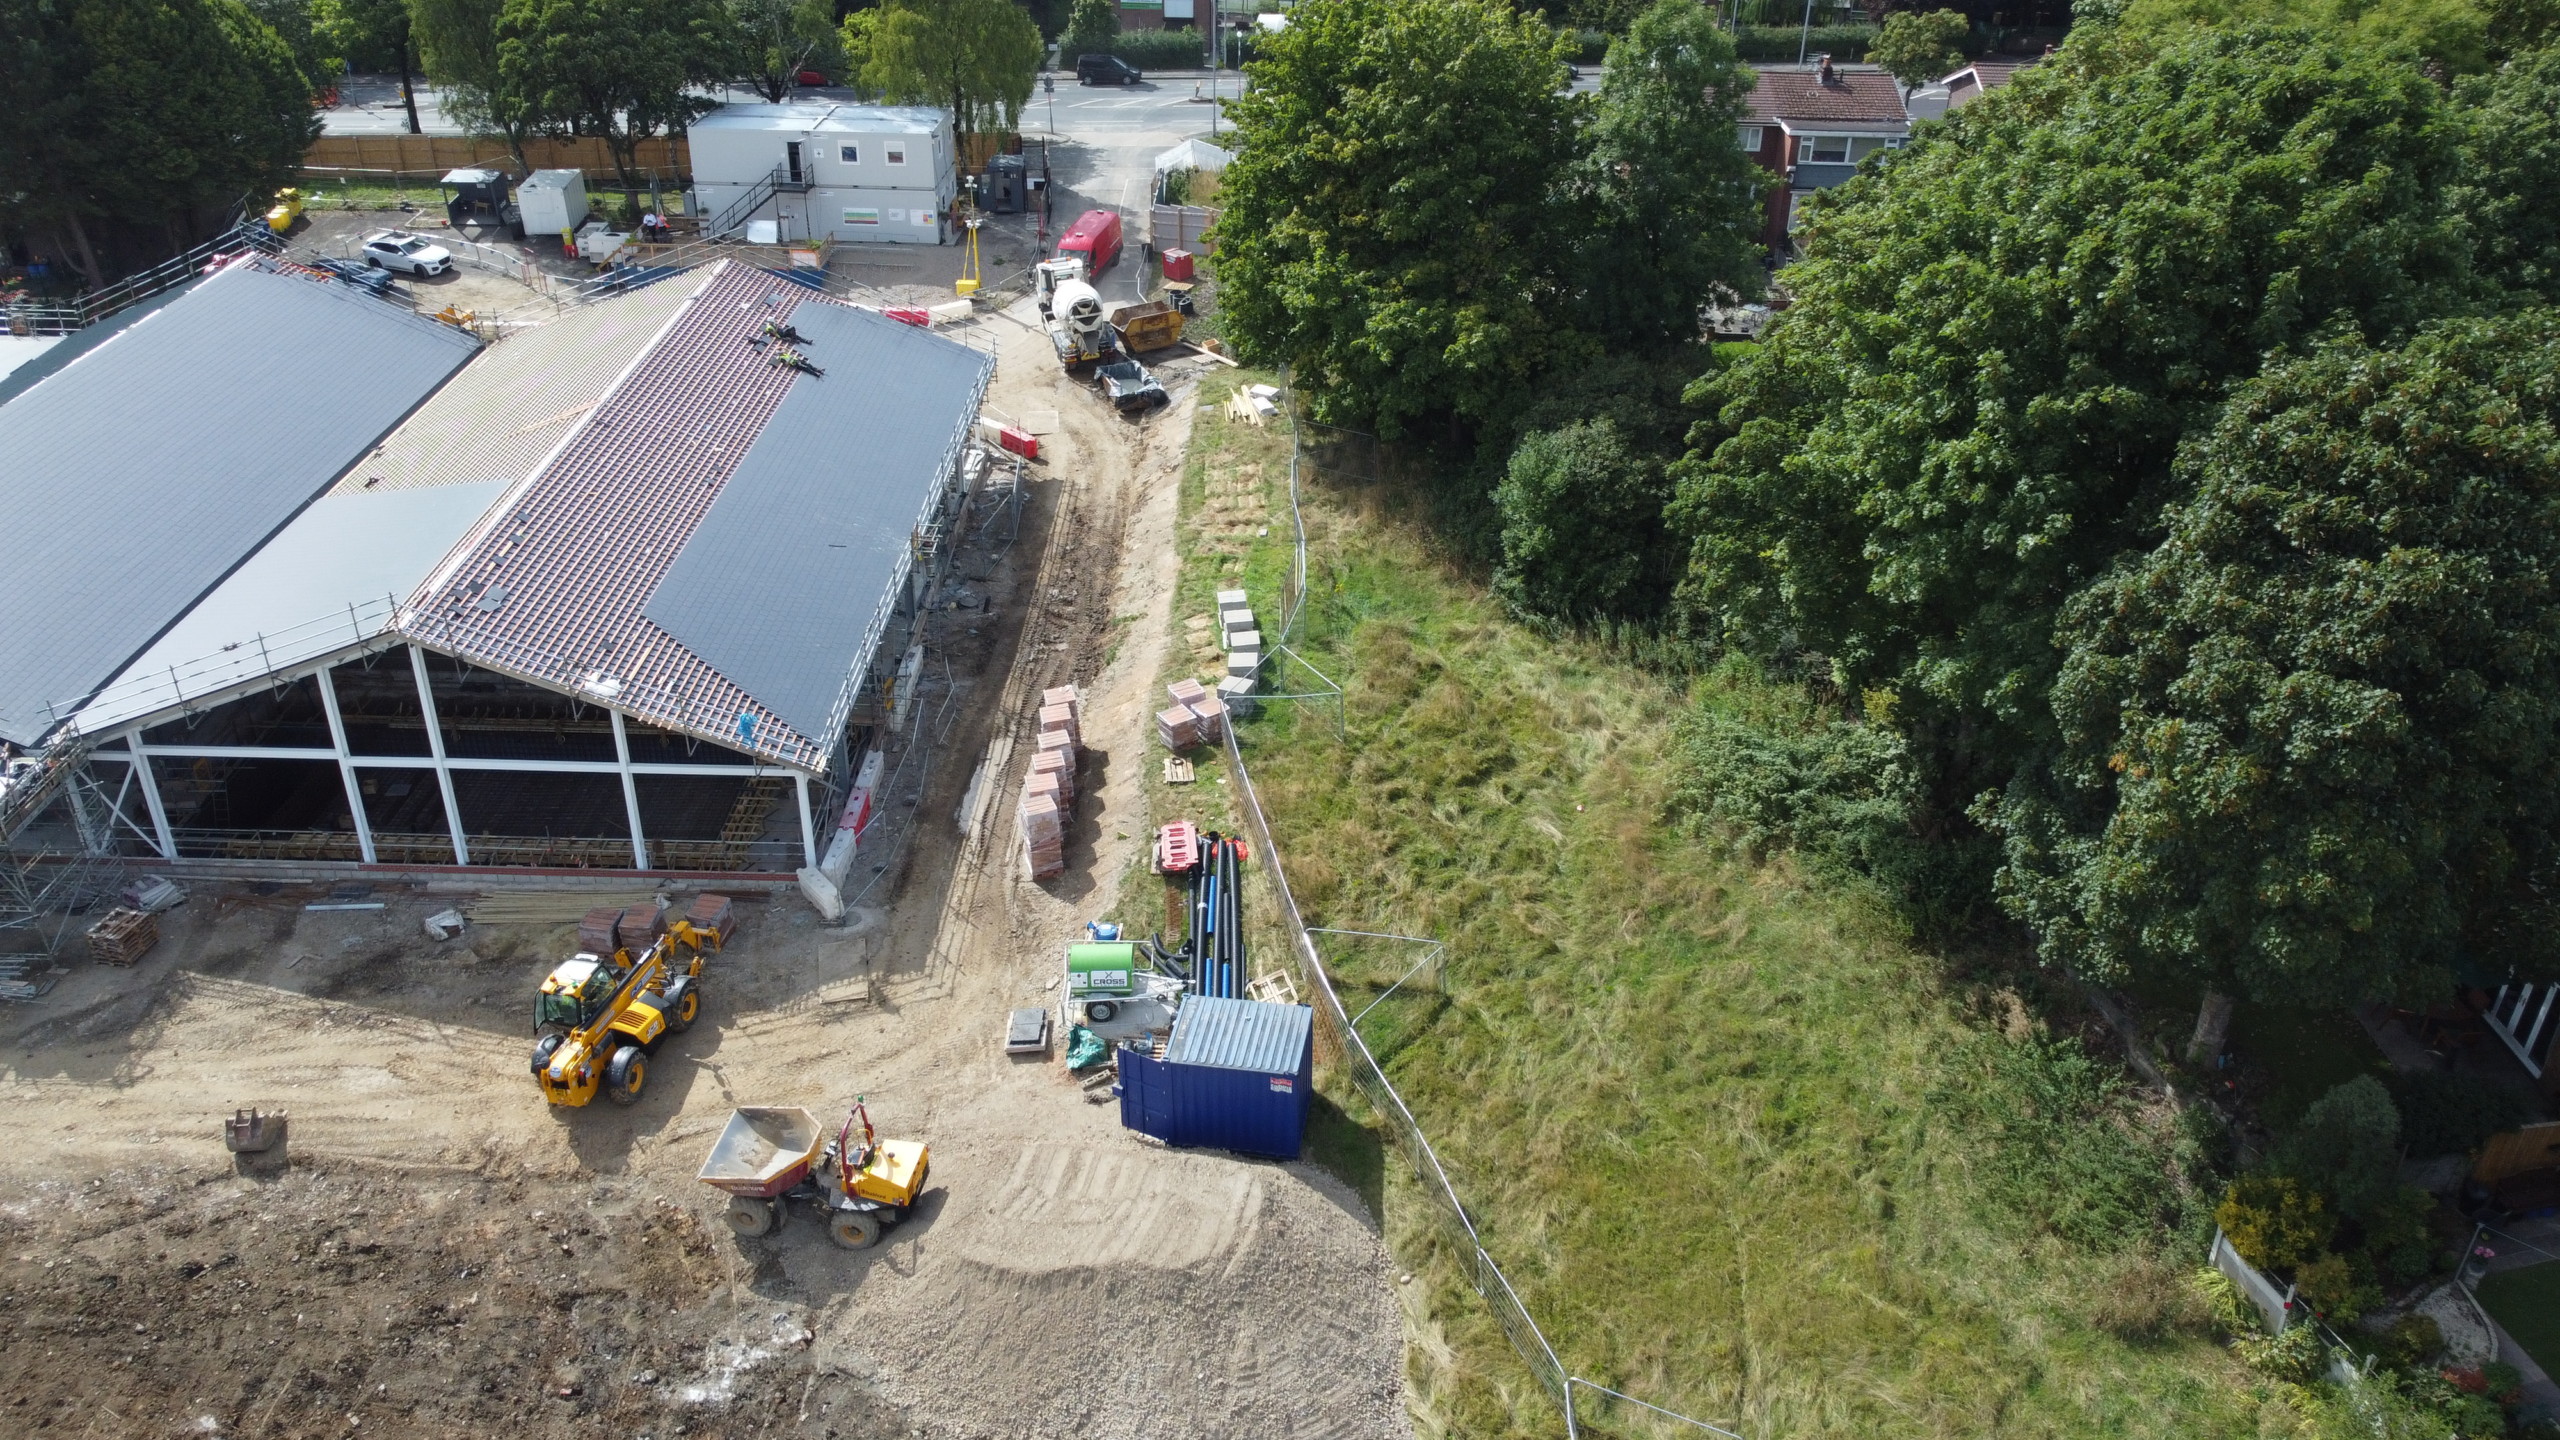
[{"left": 1076, "top": 54, "right": 1143, "bottom": 86}]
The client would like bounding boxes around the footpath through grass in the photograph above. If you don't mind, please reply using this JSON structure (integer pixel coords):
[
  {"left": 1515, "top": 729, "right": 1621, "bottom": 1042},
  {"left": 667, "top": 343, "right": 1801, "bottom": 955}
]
[{"left": 1151, "top": 377, "right": 2275, "bottom": 1438}]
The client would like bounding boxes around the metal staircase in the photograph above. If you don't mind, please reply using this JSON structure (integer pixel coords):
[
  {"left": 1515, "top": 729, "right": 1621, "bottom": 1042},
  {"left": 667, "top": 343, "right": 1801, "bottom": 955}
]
[{"left": 706, "top": 162, "right": 814, "bottom": 239}]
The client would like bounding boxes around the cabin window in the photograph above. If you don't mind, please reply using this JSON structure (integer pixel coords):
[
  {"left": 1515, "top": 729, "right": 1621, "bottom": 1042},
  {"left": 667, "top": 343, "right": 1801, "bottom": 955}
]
[{"left": 839, "top": 144, "right": 858, "bottom": 163}]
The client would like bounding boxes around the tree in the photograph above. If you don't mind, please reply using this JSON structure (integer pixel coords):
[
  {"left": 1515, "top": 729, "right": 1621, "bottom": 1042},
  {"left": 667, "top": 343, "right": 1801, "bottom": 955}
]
[
  {"left": 2117, "top": 0, "right": 2500, "bottom": 74},
  {"left": 1677, "top": 32, "right": 2470, "bottom": 808},
  {"left": 1566, "top": 0, "right": 1769, "bottom": 349},
  {"left": 1215, "top": 0, "right": 1579, "bottom": 437},
  {"left": 1060, "top": 0, "right": 1112, "bottom": 57},
  {"left": 2276, "top": 1078, "right": 2401, "bottom": 1222},
  {"left": 2452, "top": 48, "right": 2560, "bottom": 304},
  {"left": 1494, "top": 421, "right": 1670, "bottom": 622},
  {"left": 1989, "top": 311, "right": 2560, "bottom": 1012},
  {"left": 499, "top": 0, "right": 739, "bottom": 190},
  {"left": 861, "top": 0, "right": 1041, "bottom": 142},
  {"left": 238, "top": 0, "right": 339, "bottom": 91},
  {"left": 413, "top": 0, "right": 539, "bottom": 166},
  {"left": 2, "top": 0, "right": 317, "bottom": 287},
  {"left": 732, "top": 0, "right": 844, "bottom": 100},
  {"left": 319, "top": 0, "right": 422, "bottom": 132},
  {"left": 1868, "top": 8, "right": 1968, "bottom": 90}
]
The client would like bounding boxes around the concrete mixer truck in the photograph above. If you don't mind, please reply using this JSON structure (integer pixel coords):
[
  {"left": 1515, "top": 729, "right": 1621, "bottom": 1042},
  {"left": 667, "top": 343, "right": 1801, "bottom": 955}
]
[{"left": 1044, "top": 274, "right": 1117, "bottom": 372}]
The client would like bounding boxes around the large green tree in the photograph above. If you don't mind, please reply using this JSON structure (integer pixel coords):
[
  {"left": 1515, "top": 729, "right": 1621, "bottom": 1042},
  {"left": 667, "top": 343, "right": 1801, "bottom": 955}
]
[
  {"left": 732, "top": 0, "right": 844, "bottom": 100},
  {"left": 318, "top": 0, "right": 422, "bottom": 131},
  {"left": 1060, "top": 0, "right": 1112, "bottom": 57},
  {"left": 1, "top": 0, "right": 317, "bottom": 287},
  {"left": 1677, "top": 31, "right": 2471, "bottom": 803},
  {"left": 1566, "top": 0, "right": 1768, "bottom": 350},
  {"left": 1990, "top": 311, "right": 2560, "bottom": 1010},
  {"left": 412, "top": 0, "right": 540, "bottom": 166},
  {"left": 499, "top": 0, "right": 739, "bottom": 189},
  {"left": 2452, "top": 47, "right": 2560, "bottom": 304},
  {"left": 860, "top": 0, "right": 1041, "bottom": 141},
  {"left": 1868, "top": 8, "right": 1969, "bottom": 89},
  {"left": 1215, "top": 0, "right": 1578, "bottom": 437}
]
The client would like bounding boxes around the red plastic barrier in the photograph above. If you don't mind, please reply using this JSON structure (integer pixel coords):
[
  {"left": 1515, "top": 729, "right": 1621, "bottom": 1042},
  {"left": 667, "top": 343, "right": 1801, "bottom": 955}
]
[
  {"left": 997, "top": 424, "right": 1040, "bottom": 460},
  {"left": 883, "top": 307, "right": 931, "bottom": 327}
]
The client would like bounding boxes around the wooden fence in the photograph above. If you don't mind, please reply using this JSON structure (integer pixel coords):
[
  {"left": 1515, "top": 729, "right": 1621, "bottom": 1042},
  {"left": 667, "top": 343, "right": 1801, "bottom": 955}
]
[
  {"left": 2475, "top": 1121, "right": 2560, "bottom": 1184},
  {"left": 302, "top": 133, "right": 691, "bottom": 180}
]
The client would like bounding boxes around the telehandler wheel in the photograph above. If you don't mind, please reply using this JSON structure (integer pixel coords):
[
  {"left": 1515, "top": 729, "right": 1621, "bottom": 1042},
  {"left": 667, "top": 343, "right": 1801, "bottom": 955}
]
[
  {"left": 827, "top": 1210, "right": 883, "bottom": 1251},
  {"left": 725, "top": 1197, "right": 778, "bottom": 1238},
  {"left": 604, "top": 1044, "right": 646, "bottom": 1106},
  {"left": 669, "top": 986, "right": 701, "bottom": 1034},
  {"left": 529, "top": 1032, "right": 566, "bottom": 1074}
]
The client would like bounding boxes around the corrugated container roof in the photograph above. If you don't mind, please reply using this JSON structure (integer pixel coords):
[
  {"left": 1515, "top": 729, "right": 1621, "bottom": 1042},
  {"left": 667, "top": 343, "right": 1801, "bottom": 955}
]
[
  {"left": 691, "top": 102, "right": 945, "bottom": 136},
  {"left": 1165, "top": 997, "right": 1314, "bottom": 1074},
  {"left": 0, "top": 259, "right": 478, "bottom": 746},
  {"left": 644, "top": 299, "right": 990, "bottom": 741}
]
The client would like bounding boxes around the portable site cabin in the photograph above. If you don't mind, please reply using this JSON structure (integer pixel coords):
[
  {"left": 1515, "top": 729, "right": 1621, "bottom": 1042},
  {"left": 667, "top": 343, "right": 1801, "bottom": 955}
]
[
  {"left": 1118, "top": 996, "right": 1315, "bottom": 1159},
  {"left": 516, "top": 169, "right": 591, "bottom": 239},
  {"left": 689, "top": 103, "right": 957, "bottom": 245}
]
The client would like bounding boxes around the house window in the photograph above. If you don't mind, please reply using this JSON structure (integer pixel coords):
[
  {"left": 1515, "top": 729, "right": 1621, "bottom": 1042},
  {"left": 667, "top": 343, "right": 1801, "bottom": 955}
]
[
  {"left": 1799, "top": 134, "right": 1895, "bottom": 164},
  {"left": 1739, "top": 125, "right": 1765, "bottom": 152},
  {"left": 886, "top": 145, "right": 907, "bottom": 166},
  {"left": 839, "top": 144, "right": 858, "bottom": 163}
]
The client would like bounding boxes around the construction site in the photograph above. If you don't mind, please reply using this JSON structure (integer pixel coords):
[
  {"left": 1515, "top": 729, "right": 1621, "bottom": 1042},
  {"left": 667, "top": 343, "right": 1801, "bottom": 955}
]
[{"left": 0, "top": 216, "right": 1407, "bottom": 1438}]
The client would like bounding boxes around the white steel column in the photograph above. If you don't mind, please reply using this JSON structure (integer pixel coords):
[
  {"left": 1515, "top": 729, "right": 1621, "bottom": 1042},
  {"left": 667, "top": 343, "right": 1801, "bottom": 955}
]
[
  {"left": 313, "top": 663, "right": 378, "bottom": 865},
  {"left": 610, "top": 709, "right": 648, "bottom": 870},
  {"left": 121, "top": 738, "right": 180, "bottom": 860},
  {"left": 409, "top": 646, "right": 471, "bottom": 865},
  {"left": 794, "top": 772, "right": 817, "bottom": 869}
]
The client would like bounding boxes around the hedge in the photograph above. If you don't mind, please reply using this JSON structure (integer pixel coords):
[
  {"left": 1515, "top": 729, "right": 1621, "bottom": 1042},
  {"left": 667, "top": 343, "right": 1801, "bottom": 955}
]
[
  {"left": 1734, "top": 23, "right": 1875, "bottom": 61},
  {"left": 1095, "top": 30, "right": 1212, "bottom": 69}
]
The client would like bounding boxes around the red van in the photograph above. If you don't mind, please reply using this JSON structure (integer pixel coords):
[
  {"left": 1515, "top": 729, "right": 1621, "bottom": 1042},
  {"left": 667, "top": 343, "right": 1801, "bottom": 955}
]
[{"left": 1058, "top": 209, "right": 1123, "bottom": 276}]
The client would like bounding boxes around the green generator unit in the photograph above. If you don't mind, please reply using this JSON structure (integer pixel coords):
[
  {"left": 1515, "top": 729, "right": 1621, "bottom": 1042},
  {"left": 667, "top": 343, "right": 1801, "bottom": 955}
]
[{"left": 1064, "top": 942, "right": 1136, "bottom": 1019}]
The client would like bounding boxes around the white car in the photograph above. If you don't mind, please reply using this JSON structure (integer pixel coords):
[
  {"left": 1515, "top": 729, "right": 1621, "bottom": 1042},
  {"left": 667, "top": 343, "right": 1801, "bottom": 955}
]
[{"left": 360, "top": 230, "right": 453, "bottom": 276}]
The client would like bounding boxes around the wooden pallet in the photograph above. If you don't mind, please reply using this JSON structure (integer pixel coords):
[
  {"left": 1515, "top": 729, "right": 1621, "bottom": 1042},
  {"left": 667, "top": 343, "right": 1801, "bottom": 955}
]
[{"left": 87, "top": 908, "right": 159, "bottom": 967}]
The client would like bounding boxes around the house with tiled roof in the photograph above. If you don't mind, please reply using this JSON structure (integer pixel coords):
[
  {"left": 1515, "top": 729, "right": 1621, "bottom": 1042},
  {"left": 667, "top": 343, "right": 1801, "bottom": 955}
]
[
  {"left": 1739, "top": 55, "right": 1912, "bottom": 254},
  {"left": 3, "top": 257, "right": 991, "bottom": 878}
]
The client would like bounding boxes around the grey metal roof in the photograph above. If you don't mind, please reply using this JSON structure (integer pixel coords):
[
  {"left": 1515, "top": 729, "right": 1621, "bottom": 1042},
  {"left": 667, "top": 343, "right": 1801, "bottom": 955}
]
[
  {"left": 1165, "top": 997, "right": 1315, "bottom": 1074},
  {"left": 74, "top": 481, "right": 510, "bottom": 736},
  {"left": 0, "top": 260, "right": 478, "bottom": 745},
  {"left": 642, "top": 299, "right": 991, "bottom": 741}
]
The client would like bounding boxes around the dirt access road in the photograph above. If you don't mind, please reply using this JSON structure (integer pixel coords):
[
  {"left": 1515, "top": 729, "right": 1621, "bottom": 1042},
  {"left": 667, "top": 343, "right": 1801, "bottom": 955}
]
[{"left": 0, "top": 307, "right": 1408, "bottom": 1440}]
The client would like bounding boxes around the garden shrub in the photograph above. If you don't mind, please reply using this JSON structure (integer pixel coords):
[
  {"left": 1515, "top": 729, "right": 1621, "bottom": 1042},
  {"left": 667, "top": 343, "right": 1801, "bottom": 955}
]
[
  {"left": 2276, "top": 1076, "right": 2402, "bottom": 1222},
  {"left": 1941, "top": 1033, "right": 2190, "bottom": 1248},
  {"left": 2294, "top": 1252, "right": 2383, "bottom": 1322},
  {"left": 2382, "top": 1312, "right": 2444, "bottom": 1369},
  {"left": 1105, "top": 30, "right": 1210, "bottom": 68},
  {"left": 2234, "top": 1322, "right": 2326, "bottom": 1383},
  {"left": 2218, "top": 1175, "right": 2331, "bottom": 1272}
]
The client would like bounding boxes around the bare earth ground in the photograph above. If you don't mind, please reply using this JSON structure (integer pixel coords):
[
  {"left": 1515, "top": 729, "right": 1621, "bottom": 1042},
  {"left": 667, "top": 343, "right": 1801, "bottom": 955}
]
[{"left": 0, "top": 311, "right": 1408, "bottom": 1440}]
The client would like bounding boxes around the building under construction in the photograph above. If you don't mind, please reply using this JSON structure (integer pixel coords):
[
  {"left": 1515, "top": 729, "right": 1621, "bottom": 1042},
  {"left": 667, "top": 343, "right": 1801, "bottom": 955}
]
[{"left": 0, "top": 255, "right": 992, "bottom": 885}]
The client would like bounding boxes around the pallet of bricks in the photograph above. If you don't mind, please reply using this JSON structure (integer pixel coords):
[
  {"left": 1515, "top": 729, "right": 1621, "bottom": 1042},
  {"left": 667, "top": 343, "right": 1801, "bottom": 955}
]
[
  {"left": 1155, "top": 677, "right": 1228, "bottom": 752},
  {"left": 1022, "top": 685, "right": 1082, "bottom": 880}
]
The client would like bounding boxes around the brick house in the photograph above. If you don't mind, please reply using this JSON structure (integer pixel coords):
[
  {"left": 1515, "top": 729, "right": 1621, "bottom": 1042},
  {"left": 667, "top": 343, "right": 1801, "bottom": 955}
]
[{"left": 1739, "top": 55, "right": 1911, "bottom": 256}]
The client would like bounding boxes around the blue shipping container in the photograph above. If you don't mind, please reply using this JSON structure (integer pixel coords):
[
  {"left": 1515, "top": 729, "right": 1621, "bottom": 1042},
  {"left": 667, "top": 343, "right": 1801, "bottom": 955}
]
[{"left": 1118, "top": 996, "right": 1314, "bottom": 1158}]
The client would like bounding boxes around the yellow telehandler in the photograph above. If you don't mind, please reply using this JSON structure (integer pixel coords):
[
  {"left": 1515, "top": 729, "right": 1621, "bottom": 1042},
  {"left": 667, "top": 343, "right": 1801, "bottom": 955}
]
[{"left": 529, "top": 910, "right": 725, "bottom": 1108}]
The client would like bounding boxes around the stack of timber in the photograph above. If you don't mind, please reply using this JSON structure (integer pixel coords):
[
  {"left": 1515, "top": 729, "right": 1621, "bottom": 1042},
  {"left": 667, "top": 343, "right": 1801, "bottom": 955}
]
[{"left": 87, "top": 907, "right": 159, "bottom": 967}]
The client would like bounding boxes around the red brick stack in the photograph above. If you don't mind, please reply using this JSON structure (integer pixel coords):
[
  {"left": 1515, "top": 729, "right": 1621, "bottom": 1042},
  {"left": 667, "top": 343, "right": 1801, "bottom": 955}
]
[
  {"left": 1023, "top": 685, "right": 1084, "bottom": 880},
  {"left": 1156, "top": 678, "right": 1229, "bottom": 751}
]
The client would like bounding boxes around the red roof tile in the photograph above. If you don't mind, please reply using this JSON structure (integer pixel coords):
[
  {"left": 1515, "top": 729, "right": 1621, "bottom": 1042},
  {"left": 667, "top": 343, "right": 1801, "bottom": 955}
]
[
  {"left": 399, "top": 262, "right": 846, "bottom": 771},
  {"left": 1744, "top": 64, "right": 1910, "bottom": 128}
]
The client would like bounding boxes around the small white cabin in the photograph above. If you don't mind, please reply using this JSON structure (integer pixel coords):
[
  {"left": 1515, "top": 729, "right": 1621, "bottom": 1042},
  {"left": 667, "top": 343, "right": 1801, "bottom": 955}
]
[{"left": 689, "top": 103, "right": 958, "bottom": 245}]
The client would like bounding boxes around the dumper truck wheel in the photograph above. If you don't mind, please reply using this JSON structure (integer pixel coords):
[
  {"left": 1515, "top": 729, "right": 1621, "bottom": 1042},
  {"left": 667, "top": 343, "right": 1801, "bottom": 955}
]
[
  {"left": 529, "top": 1032, "right": 565, "bottom": 1075},
  {"left": 669, "top": 986, "right": 700, "bottom": 1034},
  {"left": 725, "top": 1196, "right": 778, "bottom": 1238},
  {"left": 604, "top": 1044, "right": 645, "bottom": 1106},
  {"left": 827, "top": 1210, "right": 882, "bottom": 1250}
]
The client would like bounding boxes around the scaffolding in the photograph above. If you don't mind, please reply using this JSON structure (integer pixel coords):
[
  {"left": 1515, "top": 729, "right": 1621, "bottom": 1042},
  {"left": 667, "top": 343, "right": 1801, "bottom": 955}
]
[{"left": 0, "top": 729, "right": 128, "bottom": 994}]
